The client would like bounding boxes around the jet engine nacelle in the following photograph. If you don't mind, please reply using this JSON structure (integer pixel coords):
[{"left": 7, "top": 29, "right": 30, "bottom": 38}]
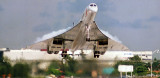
[
  {"left": 94, "top": 40, "right": 108, "bottom": 58},
  {"left": 47, "top": 38, "right": 63, "bottom": 54}
]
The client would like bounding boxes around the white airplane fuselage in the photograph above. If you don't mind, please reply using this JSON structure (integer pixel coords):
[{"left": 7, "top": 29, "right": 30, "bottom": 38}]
[{"left": 71, "top": 3, "right": 98, "bottom": 52}]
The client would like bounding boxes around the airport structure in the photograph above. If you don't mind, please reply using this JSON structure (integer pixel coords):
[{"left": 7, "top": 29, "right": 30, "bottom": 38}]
[{"left": 1, "top": 49, "right": 152, "bottom": 63}]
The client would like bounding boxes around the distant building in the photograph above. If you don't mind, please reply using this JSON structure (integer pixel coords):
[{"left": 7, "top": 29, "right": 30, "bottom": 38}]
[
  {"left": 0, "top": 48, "right": 10, "bottom": 61},
  {"left": 132, "top": 51, "right": 152, "bottom": 61},
  {"left": 0, "top": 48, "right": 10, "bottom": 51}
]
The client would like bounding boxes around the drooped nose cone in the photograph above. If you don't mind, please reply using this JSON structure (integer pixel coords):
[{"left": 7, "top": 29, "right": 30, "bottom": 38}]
[{"left": 88, "top": 3, "right": 98, "bottom": 12}]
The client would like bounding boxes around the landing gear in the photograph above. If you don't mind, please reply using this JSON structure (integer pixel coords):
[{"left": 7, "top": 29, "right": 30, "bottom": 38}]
[
  {"left": 47, "top": 51, "right": 53, "bottom": 54},
  {"left": 94, "top": 51, "right": 100, "bottom": 58},
  {"left": 54, "top": 51, "right": 59, "bottom": 54},
  {"left": 61, "top": 40, "right": 68, "bottom": 58},
  {"left": 61, "top": 51, "right": 67, "bottom": 57},
  {"left": 86, "top": 38, "right": 90, "bottom": 41},
  {"left": 93, "top": 42, "right": 100, "bottom": 58},
  {"left": 85, "top": 24, "right": 90, "bottom": 42},
  {"left": 47, "top": 45, "right": 53, "bottom": 54}
]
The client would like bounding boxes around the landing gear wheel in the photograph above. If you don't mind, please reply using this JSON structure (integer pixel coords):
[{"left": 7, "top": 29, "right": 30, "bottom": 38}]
[
  {"left": 47, "top": 45, "right": 53, "bottom": 54},
  {"left": 94, "top": 55, "right": 96, "bottom": 58},
  {"left": 97, "top": 55, "right": 99, "bottom": 58},
  {"left": 64, "top": 55, "right": 67, "bottom": 57},
  {"left": 47, "top": 51, "right": 53, "bottom": 54},
  {"left": 54, "top": 51, "right": 59, "bottom": 54},
  {"left": 94, "top": 51, "right": 100, "bottom": 58},
  {"left": 62, "top": 51, "right": 67, "bottom": 57},
  {"left": 86, "top": 38, "right": 90, "bottom": 41}
]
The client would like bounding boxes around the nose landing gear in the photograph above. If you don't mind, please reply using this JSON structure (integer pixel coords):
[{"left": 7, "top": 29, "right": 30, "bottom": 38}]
[{"left": 85, "top": 24, "right": 91, "bottom": 42}]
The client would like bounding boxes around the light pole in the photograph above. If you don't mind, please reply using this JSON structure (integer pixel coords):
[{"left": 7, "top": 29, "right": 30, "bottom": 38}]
[{"left": 151, "top": 49, "right": 160, "bottom": 77}]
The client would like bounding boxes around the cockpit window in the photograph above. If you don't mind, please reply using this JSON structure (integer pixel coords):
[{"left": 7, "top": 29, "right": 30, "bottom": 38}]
[
  {"left": 94, "top": 4, "right": 96, "bottom": 6},
  {"left": 90, "top": 4, "right": 93, "bottom": 6}
]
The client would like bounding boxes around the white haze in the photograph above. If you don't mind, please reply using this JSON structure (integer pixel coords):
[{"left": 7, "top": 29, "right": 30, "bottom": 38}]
[
  {"left": 35, "top": 27, "right": 122, "bottom": 43},
  {"left": 35, "top": 27, "right": 71, "bottom": 43},
  {"left": 100, "top": 29, "right": 122, "bottom": 43}
]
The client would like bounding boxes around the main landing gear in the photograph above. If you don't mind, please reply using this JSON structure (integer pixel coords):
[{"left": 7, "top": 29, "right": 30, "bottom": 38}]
[
  {"left": 86, "top": 38, "right": 90, "bottom": 41},
  {"left": 61, "top": 50, "right": 67, "bottom": 58},
  {"left": 93, "top": 42, "right": 100, "bottom": 58},
  {"left": 61, "top": 41, "right": 68, "bottom": 58},
  {"left": 94, "top": 51, "right": 100, "bottom": 58}
]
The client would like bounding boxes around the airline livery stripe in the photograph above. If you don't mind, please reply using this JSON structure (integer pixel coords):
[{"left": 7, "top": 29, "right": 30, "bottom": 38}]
[{"left": 86, "top": 9, "right": 87, "bottom": 16}]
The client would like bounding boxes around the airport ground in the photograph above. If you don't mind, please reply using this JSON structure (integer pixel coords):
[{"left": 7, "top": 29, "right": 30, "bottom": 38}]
[{"left": 1, "top": 54, "right": 160, "bottom": 78}]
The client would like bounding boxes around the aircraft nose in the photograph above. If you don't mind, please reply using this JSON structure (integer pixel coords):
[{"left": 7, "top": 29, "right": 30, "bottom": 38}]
[
  {"left": 90, "top": 4, "right": 97, "bottom": 7},
  {"left": 88, "top": 3, "right": 98, "bottom": 12}
]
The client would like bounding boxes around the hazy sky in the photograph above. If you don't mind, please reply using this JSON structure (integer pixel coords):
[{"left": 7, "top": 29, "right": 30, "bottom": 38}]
[{"left": 0, "top": 0, "right": 160, "bottom": 51}]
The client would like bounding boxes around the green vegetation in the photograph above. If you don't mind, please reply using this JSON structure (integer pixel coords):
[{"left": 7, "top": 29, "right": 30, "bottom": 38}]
[
  {"left": 46, "top": 55, "right": 100, "bottom": 77},
  {"left": 0, "top": 58, "right": 12, "bottom": 76},
  {"left": 47, "top": 61, "right": 61, "bottom": 76},
  {"left": 112, "top": 56, "right": 160, "bottom": 76},
  {"left": 153, "top": 58, "right": 160, "bottom": 71},
  {"left": 136, "top": 66, "right": 148, "bottom": 76},
  {"left": 1, "top": 54, "right": 160, "bottom": 77},
  {"left": 12, "top": 63, "right": 31, "bottom": 77},
  {"left": 0, "top": 57, "right": 31, "bottom": 77},
  {"left": 0, "top": 55, "right": 99, "bottom": 77},
  {"left": 47, "top": 55, "right": 78, "bottom": 76},
  {"left": 113, "top": 55, "right": 150, "bottom": 76}
]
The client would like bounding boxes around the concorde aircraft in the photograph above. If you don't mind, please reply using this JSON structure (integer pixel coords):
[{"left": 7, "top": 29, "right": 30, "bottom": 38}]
[
  {"left": 47, "top": 3, "right": 108, "bottom": 58},
  {"left": 27, "top": 3, "right": 129, "bottom": 58}
]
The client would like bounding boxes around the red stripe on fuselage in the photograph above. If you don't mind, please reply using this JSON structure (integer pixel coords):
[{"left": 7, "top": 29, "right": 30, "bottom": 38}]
[{"left": 86, "top": 9, "right": 87, "bottom": 16}]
